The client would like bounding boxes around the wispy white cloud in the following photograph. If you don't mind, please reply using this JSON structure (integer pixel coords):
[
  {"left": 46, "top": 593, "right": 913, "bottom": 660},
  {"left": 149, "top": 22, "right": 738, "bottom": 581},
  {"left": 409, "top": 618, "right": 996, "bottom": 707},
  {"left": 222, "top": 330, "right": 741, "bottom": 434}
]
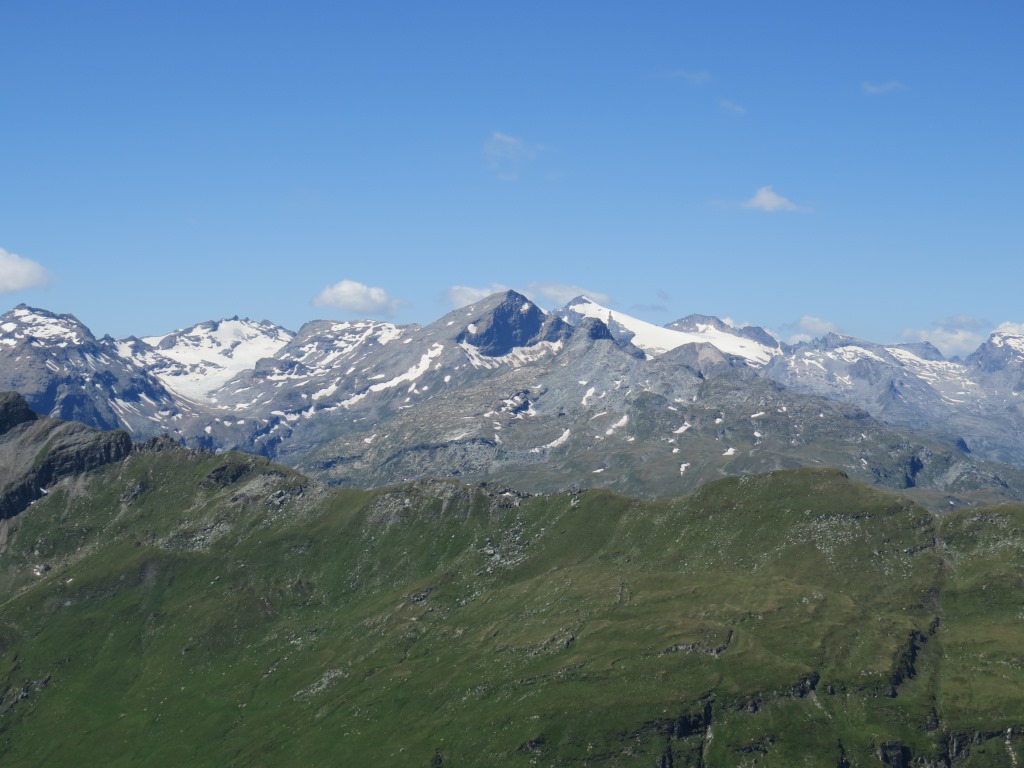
[
  {"left": 0, "top": 248, "right": 49, "bottom": 293},
  {"left": 863, "top": 80, "right": 907, "bottom": 95},
  {"left": 937, "top": 314, "right": 988, "bottom": 332},
  {"left": 526, "top": 282, "right": 611, "bottom": 307},
  {"left": 313, "top": 279, "right": 401, "bottom": 316},
  {"left": 741, "top": 185, "right": 804, "bottom": 212},
  {"left": 900, "top": 315, "right": 988, "bottom": 357},
  {"left": 996, "top": 321, "right": 1024, "bottom": 336},
  {"left": 445, "top": 283, "right": 510, "bottom": 308},
  {"left": 719, "top": 99, "right": 746, "bottom": 115},
  {"left": 666, "top": 69, "right": 711, "bottom": 85},
  {"left": 783, "top": 315, "right": 840, "bottom": 344},
  {"left": 484, "top": 131, "right": 541, "bottom": 181},
  {"left": 901, "top": 328, "right": 983, "bottom": 358}
]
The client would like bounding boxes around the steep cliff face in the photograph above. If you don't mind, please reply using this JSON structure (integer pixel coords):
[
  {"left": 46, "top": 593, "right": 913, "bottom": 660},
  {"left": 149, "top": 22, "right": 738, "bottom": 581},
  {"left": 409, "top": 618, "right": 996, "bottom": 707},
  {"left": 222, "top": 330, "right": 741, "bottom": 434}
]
[
  {"left": 0, "top": 391, "right": 37, "bottom": 433},
  {"left": 0, "top": 392, "right": 132, "bottom": 520}
]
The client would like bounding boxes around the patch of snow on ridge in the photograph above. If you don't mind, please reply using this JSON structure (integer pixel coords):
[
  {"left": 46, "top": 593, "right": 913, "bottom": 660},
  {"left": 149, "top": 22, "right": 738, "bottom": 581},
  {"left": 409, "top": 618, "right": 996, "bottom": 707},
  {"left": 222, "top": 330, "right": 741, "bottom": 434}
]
[
  {"left": 3, "top": 308, "right": 86, "bottom": 345},
  {"left": 827, "top": 345, "right": 886, "bottom": 365},
  {"left": 884, "top": 346, "right": 981, "bottom": 404},
  {"left": 339, "top": 343, "right": 445, "bottom": 407},
  {"left": 560, "top": 296, "right": 778, "bottom": 364},
  {"left": 605, "top": 415, "right": 628, "bottom": 436},
  {"left": 459, "top": 340, "right": 563, "bottom": 370},
  {"left": 531, "top": 428, "right": 571, "bottom": 453},
  {"left": 311, "top": 381, "right": 339, "bottom": 401}
]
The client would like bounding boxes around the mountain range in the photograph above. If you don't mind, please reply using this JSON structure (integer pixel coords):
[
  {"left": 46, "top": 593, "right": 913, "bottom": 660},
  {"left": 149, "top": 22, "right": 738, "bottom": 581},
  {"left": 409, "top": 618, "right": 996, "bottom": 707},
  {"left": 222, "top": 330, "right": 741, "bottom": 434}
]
[
  {"left": 4, "top": 293, "right": 1024, "bottom": 509},
  {"left": 4, "top": 291, "right": 1024, "bottom": 764}
]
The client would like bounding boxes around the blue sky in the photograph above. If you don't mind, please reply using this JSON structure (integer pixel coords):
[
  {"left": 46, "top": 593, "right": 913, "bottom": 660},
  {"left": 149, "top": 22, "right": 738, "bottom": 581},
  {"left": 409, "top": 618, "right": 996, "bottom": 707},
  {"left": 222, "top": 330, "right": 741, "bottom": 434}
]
[{"left": 1, "top": 1, "right": 1021, "bottom": 355}]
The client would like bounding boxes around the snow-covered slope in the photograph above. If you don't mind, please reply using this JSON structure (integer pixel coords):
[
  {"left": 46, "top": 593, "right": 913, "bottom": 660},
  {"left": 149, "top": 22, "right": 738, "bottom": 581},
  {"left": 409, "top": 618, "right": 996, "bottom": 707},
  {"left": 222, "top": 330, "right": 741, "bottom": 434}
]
[
  {"left": 555, "top": 296, "right": 781, "bottom": 365},
  {"left": 117, "top": 318, "right": 293, "bottom": 400}
]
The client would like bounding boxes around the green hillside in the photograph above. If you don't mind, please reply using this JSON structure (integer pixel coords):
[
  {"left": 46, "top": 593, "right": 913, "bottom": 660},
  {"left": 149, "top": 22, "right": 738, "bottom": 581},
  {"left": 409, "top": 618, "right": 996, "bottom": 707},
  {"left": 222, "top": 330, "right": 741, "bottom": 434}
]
[{"left": 1, "top": 446, "right": 1023, "bottom": 765}]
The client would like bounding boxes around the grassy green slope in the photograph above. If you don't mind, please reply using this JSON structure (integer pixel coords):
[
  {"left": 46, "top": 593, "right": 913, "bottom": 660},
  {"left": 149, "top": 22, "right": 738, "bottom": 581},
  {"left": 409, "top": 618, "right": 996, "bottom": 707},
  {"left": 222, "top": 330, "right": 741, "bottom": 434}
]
[
  {"left": 937, "top": 505, "right": 1024, "bottom": 765},
  {"left": 1, "top": 449, "right": 1022, "bottom": 766}
]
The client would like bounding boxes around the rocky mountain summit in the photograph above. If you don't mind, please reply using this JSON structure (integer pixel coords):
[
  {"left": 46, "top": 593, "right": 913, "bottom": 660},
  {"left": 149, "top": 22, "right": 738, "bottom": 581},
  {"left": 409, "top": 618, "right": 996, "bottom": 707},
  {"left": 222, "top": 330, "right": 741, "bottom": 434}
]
[
  {"left": 0, "top": 391, "right": 131, "bottom": 520},
  {"left": 3, "top": 294, "right": 1024, "bottom": 507}
]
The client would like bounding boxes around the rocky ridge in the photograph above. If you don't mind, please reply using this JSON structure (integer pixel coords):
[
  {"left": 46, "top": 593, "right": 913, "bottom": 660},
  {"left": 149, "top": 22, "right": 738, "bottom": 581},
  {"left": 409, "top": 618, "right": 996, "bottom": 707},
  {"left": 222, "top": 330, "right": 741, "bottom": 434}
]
[
  {"left": 0, "top": 392, "right": 132, "bottom": 520},
  {"left": 3, "top": 294, "right": 1024, "bottom": 507}
]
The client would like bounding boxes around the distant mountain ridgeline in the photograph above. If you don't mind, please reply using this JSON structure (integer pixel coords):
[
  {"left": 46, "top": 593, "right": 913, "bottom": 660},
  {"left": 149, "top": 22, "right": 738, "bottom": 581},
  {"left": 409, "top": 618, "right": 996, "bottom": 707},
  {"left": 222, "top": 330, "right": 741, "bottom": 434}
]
[{"left": 4, "top": 292, "right": 1024, "bottom": 508}]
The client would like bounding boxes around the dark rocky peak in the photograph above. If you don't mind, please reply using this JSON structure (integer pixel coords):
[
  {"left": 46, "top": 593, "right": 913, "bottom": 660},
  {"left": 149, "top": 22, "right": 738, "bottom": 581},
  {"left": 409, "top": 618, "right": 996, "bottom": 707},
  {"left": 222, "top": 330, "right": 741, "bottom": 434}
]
[
  {"left": 554, "top": 295, "right": 636, "bottom": 342},
  {"left": 576, "top": 316, "right": 614, "bottom": 342},
  {"left": 0, "top": 392, "right": 38, "bottom": 436},
  {"left": 966, "top": 330, "right": 1024, "bottom": 374},
  {"left": 453, "top": 290, "right": 573, "bottom": 357},
  {"left": 561, "top": 317, "right": 645, "bottom": 359},
  {"left": 667, "top": 313, "right": 780, "bottom": 348},
  {"left": 0, "top": 401, "right": 132, "bottom": 520}
]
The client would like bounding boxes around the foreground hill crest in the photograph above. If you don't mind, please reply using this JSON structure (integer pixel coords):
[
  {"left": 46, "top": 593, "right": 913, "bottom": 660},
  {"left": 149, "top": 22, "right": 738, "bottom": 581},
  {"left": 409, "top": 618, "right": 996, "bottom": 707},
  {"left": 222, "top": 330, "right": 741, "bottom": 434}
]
[{"left": 1, "top": 421, "right": 1023, "bottom": 765}]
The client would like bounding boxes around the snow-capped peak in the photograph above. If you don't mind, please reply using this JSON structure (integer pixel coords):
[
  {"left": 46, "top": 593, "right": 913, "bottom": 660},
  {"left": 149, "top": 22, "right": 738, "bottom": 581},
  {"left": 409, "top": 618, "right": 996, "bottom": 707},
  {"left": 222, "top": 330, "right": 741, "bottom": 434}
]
[
  {"left": 989, "top": 330, "right": 1024, "bottom": 355},
  {"left": 0, "top": 305, "right": 95, "bottom": 348},
  {"left": 451, "top": 290, "right": 571, "bottom": 358},
  {"left": 119, "top": 317, "right": 294, "bottom": 400},
  {"left": 555, "top": 297, "right": 779, "bottom": 365}
]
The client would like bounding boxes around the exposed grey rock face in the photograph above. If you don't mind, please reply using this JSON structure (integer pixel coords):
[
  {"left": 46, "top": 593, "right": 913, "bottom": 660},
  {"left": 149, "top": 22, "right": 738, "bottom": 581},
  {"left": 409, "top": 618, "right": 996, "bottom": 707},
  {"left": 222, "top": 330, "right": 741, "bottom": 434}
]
[
  {"left": 4, "top": 294, "right": 1024, "bottom": 508},
  {"left": 455, "top": 293, "right": 572, "bottom": 356},
  {"left": 0, "top": 305, "right": 191, "bottom": 435},
  {"left": 0, "top": 391, "right": 37, "bottom": 433},
  {"left": 666, "top": 313, "right": 780, "bottom": 349},
  {"left": 0, "top": 392, "right": 131, "bottom": 519}
]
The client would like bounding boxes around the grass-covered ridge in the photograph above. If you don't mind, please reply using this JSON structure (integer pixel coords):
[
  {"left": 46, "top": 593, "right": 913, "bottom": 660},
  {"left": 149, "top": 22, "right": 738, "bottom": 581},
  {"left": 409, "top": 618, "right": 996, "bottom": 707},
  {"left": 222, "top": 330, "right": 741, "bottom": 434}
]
[{"left": 1, "top": 447, "right": 1023, "bottom": 766}]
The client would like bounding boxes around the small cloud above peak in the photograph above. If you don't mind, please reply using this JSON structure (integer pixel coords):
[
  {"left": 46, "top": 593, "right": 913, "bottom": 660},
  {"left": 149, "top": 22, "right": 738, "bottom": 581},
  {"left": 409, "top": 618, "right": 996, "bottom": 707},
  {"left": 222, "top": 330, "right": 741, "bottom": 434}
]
[
  {"left": 901, "top": 315, "right": 989, "bottom": 356},
  {"left": 445, "top": 283, "right": 511, "bottom": 308},
  {"left": 313, "top": 279, "right": 401, "bottom": 316},
  {"left": 526, "top": 282, "right": 611, "bottom": 307},
  {"left": 937, "top": 314, "right": 988, "bottom": 332},
  {"left": 0, "top": 248, "right": 50, "bottom": 293},
  {"left": 863, "top": 80, "right": 908, "bottom": 95},
  {"left": 742, "top": 186, "right": 805, "bottom": 213},
  {"left": 783, "top": 315, "right": 840, "bottom": 344},
  {"left": 995, "top": 322, "right": 1024, "bottom": 337}
]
